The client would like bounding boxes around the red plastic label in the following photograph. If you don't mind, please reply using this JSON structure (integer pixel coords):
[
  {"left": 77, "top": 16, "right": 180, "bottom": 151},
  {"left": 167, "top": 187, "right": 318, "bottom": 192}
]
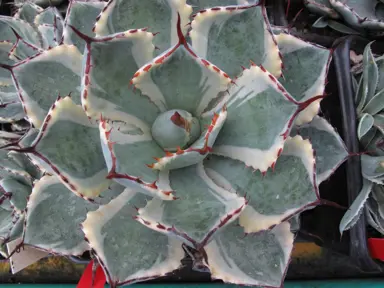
[
  {"left": 368, "top": 238, "right": 384, "bottom": 261},
  {"left": 77, "top": 259, "right": 106, "bottom": 288}
]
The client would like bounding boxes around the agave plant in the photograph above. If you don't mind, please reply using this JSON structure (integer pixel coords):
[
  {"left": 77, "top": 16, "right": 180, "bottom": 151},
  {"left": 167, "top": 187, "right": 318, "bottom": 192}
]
[
  {"left": 340, "top": 43, "right": 384, "bottom": 236},
  {"left": 305, "top": 0, "right": 384, "bottom": 35},
  {"left": 0, "top": 0, "right": 349, "bottom": 286}
]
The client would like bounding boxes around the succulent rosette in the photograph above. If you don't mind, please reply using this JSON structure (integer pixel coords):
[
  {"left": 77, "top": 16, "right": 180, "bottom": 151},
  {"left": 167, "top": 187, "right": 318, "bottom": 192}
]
[{"left": 0, "top": 0, "right": 349, "bottom": 287}]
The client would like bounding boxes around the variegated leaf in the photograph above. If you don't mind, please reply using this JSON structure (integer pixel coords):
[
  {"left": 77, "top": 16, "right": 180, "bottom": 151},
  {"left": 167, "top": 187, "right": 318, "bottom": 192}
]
[
  {"left": 14, "top": 2, "right": 44, "bottom": 24},
  {"left": 0, "top": 17, "right": 42, "bottom": 48},
  {"left": 24, "top": 175, "right": 96, "bottom": 255},
  {"left": 275, "top": 33, "right": 331, "bottom": 125},
  {"left": 63, "top": 0, "right": 106, "bottom": 52},
  {"left": 20, "top": 96, "right": 111, "bottom": 199},
  {"left": 76, "top": 28, "right": 161, "bottom": 124},
  {"left": 137, "top": 164, "right": 246, "bottom": 248},
  {"left": 0, "top": 206, "right": 14, "bottom": 240},
  {"left": 330, "top": 0, "right": 384, "bottom": 30},
  {"left": 11, "top": 45, "right": 82, "bottom": 127},
  {"left": 292, "top": 116, "right": 348, "bottom": 184},
  {"left": 94, "top": 0, "right": 192, "bottom": 54},
  {"left": 190, "top": 4, "right": 282, "bottom": 78},
  {"left": 82, "top": 188, "right": 184, "bottom": 286},
  {"left": 204, "top": 136, "right": 319, "bottom": 233},
  {"left": 339, "top": 178, "right": 372, "bottom": 235},
  {"left": 8, "top": 151, "right": 41, "bottom": 180},
  {"left": 205, "top": 136, "right": 319, "bottom": 233},
  {"left": 0, "top": 101, "right": 25, "bottom": 123},
  {"left": 35, "top": 7, "right": 64, "bottom": 48},
  {"left": 0, "top": 176, "right": 31, "bottom": 214},
  {"left": 9, "top": 39, "right": 41, "bottom": 62},
  {"left": 0, "top": 149, "right": 32, "bottom": 185},
  {"left": 131, "top": 31, "right": 231, "bottom": 117},
  {"left": 211, "top": 65, "right": 316, "bottom": 173},
  {"left": 204, "top": 221, "right": 294, "bottom": 287}
]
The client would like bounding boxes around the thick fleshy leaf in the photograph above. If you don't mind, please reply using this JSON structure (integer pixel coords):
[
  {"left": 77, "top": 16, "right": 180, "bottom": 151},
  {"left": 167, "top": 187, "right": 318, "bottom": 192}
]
[
  {"left": 78, "top": 28, "right": 161, "bottom": 124},
  {"left": 275, "top": 33, "right": 331, "bottom": 125},
  {"left": 0, "top": 206, "right": 14, "bottom": 240},
  {"left": 211, "top": 65, "right": 305, "bottom": 172},
  {"left": 361, "top": 154, "right": 384, "bottom": 180},
  {"left": 148, "top": 107, "right": 227, "bottom": 171},
  {"left": 20, "top": 96, "right": 111, "bottom": 199},
  {"left": 366, "top": 201, "right": 384, "bottom": 235},
  {"left": 8, "top": 214, "right": 24, "bottom": 243},
  {"left": 0, "top": 41, "right": 14, "bottom": 63},
  {"left": 0, "top": 177, "right": 31, "bottom": 214},
  {"left": 339, "top": 178, "right": 372, "bottom": 235},
  {"left": 14, "top": 2, "right": 43, "bottom": 24},
  {"left": 357, "top": 43, "right": 378, "bottom": 113},
  {"left": 8, "top": 151, "right": 41, "bottom": 180},
  {"left": 0, "top": 17, "right": 42, "bottom": 47},
  {"left": 0, "top": 101, "right": 25, "bottom": 123},
  {"left": 373, "top": 113, "right": 384, "bottom": 135},
  {"left": 137, "top": 164, "right": 247, "bottom": 248},
  {"left": 304, "top": 0, "right": 340, "bottom": 18},
  {"left": 131, "top": 43, "right": 231, "bottom": 117},
  {"left": 63, "top": 1, "right": 106, "bottom": 52},
  {"left": 329, "top": 0, "right": 384, "bottom": 29},
  {"left": 292, "top": 116, "right": 348, "bottom": 184},
  {"left": 24, "top": 175, "right": 96, "bottom": 255},
  {"left": 190, "top": 4, "right": 282, "bottom": 78},
  {"left": 11, "top": 44, "right": 82, "bottom": 127},
  {"left": 358, "top": 113, "right": 374, "bottom": 139},
  {"left": 94, "top": 0, "right": 192, "bottom": 54},
  {"left": 362, "top": 88, "right": 384, "bottom": 115},
  {"left": 376, "top": 56, "right": 384, "bottom": 92},
  {"left": 82, "top": 188, "right": 184, "bottom": 286},
  {"left": 372, "top": 184, "right": 384, "bottom": 220},
  {"left": 9, "top": 39, "right": 41, "bottom": 62},
  {"left": 37, "top": 24, "right": 57, "bottom": 48},
  {"left": 188, "top": 0, "right": 251, "bottom": 11},
  {"left": 204, "top": 221, "right": 294, "bottom": 287},
  {"left": 35, "top": 7, "right": 64, "bottom": 48},
  {"left": 205, "top": 136, "right": 319, "bottom": 233},
  {"left": 99, "top": 120, "right": 176, "bottom": 201},
  {"left": 0, "top": 150, "right": 33, "bottom": 185}
]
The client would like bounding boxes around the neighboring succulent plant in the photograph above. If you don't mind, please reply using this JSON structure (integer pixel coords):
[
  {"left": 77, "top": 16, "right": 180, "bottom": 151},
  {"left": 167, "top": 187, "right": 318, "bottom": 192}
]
[
  {"left": 0, "top": 0, "right": 347, "bottom": 286},
  {"left": 306, "top": 0, "right": 384, "bottom": 35},
  {"left": 340, "top": 43, "right": 384, "bottom": 236}
]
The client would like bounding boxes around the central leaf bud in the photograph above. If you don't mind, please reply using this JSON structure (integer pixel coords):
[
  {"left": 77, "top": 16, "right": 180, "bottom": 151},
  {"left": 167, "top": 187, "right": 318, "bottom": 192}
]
[{"left": 151, "top": 109, "right": 200, "bottom": 152}]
